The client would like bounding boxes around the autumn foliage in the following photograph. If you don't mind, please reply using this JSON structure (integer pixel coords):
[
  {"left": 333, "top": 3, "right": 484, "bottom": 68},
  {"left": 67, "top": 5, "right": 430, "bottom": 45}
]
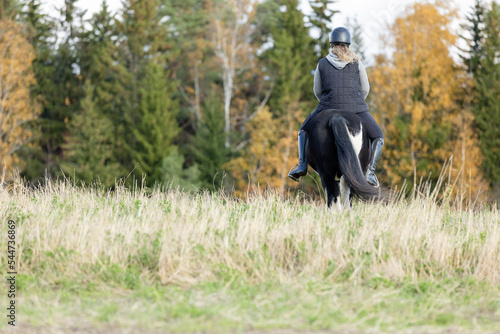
[
  {"left": 369, "top": 3, "right": 487, "bottom": 199},
  {"left": 0, "top": 19, "right": 39, "bottom": 176}
]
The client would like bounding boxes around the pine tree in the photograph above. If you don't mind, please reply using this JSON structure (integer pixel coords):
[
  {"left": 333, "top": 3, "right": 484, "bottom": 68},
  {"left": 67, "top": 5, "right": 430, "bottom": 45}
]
[
  {"left": 474, "top": 1, "right": 500, "bottom": 195},
  {"left": 61, "top": 80, "right": 124, "bottom": 187}
]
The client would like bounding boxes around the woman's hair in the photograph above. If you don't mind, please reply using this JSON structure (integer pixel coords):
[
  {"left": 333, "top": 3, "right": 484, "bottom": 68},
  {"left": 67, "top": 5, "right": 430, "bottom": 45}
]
[{"left": 331, "top": 44, "right": 361, "bottom": 63}]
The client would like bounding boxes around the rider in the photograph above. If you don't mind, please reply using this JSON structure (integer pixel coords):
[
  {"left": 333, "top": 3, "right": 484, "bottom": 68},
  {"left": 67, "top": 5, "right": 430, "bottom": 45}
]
[{"left": 288, "top": 27, "right": 384, "bottom": 188}]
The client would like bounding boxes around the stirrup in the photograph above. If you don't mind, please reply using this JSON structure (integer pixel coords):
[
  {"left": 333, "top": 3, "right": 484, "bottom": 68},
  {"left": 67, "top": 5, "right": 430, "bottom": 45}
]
[{"left": 288, "top": 164, "right": 302, "bottom": 182}]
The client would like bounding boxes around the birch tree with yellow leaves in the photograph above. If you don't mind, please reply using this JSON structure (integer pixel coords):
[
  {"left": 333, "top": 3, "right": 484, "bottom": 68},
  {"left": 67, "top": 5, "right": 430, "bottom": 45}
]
[
  {"left": 369, "top": 2, "right": 486, "bottom": 198},
  {"left": 0, "top": 19, "right": 40, "bottom": 177}
]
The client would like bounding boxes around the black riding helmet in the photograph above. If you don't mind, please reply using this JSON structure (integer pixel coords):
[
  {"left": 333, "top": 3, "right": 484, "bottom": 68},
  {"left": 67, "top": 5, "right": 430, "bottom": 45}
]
[{"left": 329, "top": 27, "right": 351, "bottom": 46}]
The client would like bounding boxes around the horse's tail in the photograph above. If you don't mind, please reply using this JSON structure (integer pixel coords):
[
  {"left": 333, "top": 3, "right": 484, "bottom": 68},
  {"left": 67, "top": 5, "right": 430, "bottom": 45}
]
[{"left": 329, "top": 115, "right": 387, "bottom": 202}]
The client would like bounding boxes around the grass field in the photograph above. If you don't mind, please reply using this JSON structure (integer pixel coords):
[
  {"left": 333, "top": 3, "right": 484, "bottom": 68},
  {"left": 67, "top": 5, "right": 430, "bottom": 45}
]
[{"left": 1, "top": 178, "right": 499, "bottom": 333}]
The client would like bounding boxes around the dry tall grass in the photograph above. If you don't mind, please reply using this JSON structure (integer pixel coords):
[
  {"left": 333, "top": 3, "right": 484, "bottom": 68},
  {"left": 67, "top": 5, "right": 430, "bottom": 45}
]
[{"left": 1, "top": 176, "right": 499, "bottom": 288}]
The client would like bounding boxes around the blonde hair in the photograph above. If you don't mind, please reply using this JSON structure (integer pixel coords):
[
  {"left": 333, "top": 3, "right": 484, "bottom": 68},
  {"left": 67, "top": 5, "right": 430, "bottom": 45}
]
[{"left": 331, "top": 44, "right": 361, "bottom": 63}]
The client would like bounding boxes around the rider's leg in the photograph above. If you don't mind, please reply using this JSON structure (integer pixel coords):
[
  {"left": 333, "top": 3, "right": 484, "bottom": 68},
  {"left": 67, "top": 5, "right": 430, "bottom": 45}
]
[
  {"left": 288, "top": 109, "right": 320, "bottom": 181},
  {"left": 357, "top": 112, "right": 384, "bottom": 188},
  {"left": 366, "top": 138, "right": 384, "bottom": 187},
  {"left": 288, "top": 130, "right": 308, "bottom": 181}
]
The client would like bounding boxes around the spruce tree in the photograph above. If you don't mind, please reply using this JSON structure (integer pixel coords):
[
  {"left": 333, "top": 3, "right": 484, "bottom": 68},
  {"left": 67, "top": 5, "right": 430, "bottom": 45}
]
[
  {"left": 266, "top": 0, "right": 315, "bottom": 116},
  {"left": 190, "top": 95, "right": 231, "bottom": 190},
  {"left": 19, "top": 0, "right": 56, "bottom": 181},
  {"left": 345, "top": 16, "right": 366, "bottom": 61},
  {"left": 307, "top": 0, "right": 338, "bottom": 60},
  {"left": 131, "top": 60, "right": 180, "bottom": 184},
  {"left": 77, "top": 1, "right": 130, "bottom": 176},
  {"left": 0, "top": 0, "right": 19, "bottom": 18},
  {"left": 160, "top": 147, "right": 201, "bottom": 191},
  {"left": 117, "top": 0, "right": 183, "bottom": 185},
  {"left": 32, "top": 0, "right": 85, "bottom": 177},
  {"left": 460, "top": 0, "right": 486, "bottom": 75},
  {"left": 474, "top": 1, "right": 500, "bottom": 195},
  {"left": 62, "top": 80, "right": 124, "bottom": 187},
  {"left": 60, "top": 1, "right": 132, "bottom": 187}
]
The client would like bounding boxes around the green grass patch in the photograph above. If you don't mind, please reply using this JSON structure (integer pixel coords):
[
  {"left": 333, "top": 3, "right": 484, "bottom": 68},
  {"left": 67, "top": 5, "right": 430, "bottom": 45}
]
[{"left": 8, "top": 276, "right": 500, "bottom": 332}]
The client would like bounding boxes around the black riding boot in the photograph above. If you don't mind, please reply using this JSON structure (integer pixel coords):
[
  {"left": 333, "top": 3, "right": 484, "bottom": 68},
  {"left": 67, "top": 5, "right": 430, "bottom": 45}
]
[
  {"left": 366, "top": 138, "right": 384, "bottom": 188},
  {"left": 288, "top": 130, "right": 308, "bottom": 182}
]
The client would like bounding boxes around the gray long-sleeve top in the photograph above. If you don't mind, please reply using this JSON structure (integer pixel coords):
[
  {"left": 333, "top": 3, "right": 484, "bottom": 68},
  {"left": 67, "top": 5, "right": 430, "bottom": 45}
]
[{"left": 313, "top": 52, "right": 370, "bottom": 102}]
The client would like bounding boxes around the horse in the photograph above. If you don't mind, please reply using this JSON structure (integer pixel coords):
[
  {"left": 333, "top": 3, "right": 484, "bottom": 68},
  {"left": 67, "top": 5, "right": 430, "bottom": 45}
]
[{"left": 302, "top": 109, "right": 386, "bottom": 209}]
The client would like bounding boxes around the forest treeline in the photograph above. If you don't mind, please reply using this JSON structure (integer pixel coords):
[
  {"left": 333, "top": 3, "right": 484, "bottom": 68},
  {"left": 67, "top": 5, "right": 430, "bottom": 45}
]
[{"left": 0, "top": 0, "right": 499, "bottom": 200}]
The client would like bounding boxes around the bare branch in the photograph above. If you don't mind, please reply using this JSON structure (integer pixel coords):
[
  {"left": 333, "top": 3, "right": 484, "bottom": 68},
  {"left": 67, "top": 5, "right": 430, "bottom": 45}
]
[{"left": 236, "top": 79, "right": 275, "bottom": 126}]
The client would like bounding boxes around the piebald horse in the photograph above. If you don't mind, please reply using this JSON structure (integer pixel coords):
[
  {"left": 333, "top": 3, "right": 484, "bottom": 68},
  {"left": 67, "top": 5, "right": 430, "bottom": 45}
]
[{"left": 303, "top": 109, "right": 386, "bottom": 209}]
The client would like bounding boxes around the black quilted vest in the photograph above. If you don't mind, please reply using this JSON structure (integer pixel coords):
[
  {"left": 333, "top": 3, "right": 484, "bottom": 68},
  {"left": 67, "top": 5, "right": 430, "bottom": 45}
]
[{"left": 316, "top": 58, "right": 369, "bottom": 113}]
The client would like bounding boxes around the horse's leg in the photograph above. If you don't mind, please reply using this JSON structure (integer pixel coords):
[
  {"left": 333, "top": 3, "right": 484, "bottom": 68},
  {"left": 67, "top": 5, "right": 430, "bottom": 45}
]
[
  {"left": 339, "top": 175, "right": 351, "bottom": 210},
  {"left": 325, "top": 179, "right": 341, "bottom": 210}
]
